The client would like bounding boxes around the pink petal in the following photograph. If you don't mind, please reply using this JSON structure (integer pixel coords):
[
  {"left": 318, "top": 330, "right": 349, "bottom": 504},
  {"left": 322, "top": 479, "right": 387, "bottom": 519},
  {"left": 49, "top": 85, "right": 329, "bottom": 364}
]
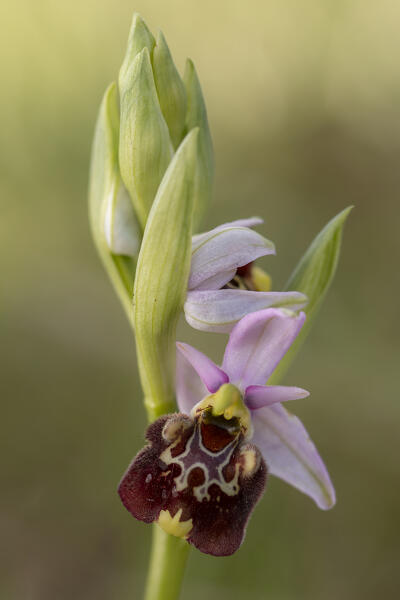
[
  {"left": 190, "top": 270, "right": 237, "bottom": 292},
  {"left": 222, "top": 308, "right": 305, "bottom": 388},
  {"left": 245, "top": 385, "right": 309, "bottom": 410},
  {"left": 189, "top": 227, "right": 275, "bottom": 291},
  {"left": 252, "top": 403, "right": 336, "bottom": 510},
  {"left": 184, "top": 289, "right": 307, "bottom": 333},
  {"left": 176, "top": 342, "right": 229, "bottom": 396},
  {"left": 192, "top": 217, "right": 263, "bottom": 249},
  {"left": 176, "top": 347, "right": 208, "bottom": 414}
]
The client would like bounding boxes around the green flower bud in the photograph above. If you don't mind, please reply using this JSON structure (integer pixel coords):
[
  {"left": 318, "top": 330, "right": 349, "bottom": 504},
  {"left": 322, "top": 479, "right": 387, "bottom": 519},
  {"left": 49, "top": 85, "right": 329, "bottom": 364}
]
[
  {"left": 119, "top": 13, "right": 155, "bottom": 91},
  {"left": 119, "top": 46, "right": 173, "bottom": 232},
  {"left": 184, "top": 59, "right": 214, "bottom": 230},
  {"left": 268, "top": 206, "right": 353, "bottom": 384},
  {"left": 134, "top": 128, "right": 200, "bottom": 421},
  {"left": 103, "top": 178, "right": 140, "bottom": 258},
  {"left": 152, "top": 31, "right": 187, "bottom": 149},
  {"left": 88, "top": 82, "right": 138, "bottom": 326}
]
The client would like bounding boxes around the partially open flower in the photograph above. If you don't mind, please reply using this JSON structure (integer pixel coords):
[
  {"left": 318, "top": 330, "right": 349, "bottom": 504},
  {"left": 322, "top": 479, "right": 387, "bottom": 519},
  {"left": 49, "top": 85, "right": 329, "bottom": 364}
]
[
  {"left": 185, "top": 218, "right": 308, "bottom": 332},
  {"left": 118, "top": 308, "right": 335, "bottom": 556}
]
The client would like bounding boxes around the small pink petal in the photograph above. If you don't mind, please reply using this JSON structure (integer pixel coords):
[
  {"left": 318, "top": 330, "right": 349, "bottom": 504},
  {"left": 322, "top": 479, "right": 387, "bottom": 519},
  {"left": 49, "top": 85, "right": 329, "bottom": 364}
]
[
  {"left": 176, "top": 348, "right": 208, "bottom": 415},
  {"left": 245, "top": 385, "right": 309, "bottom": 410},
  {"left": 176, "top": 342, "right": 229, "bottom": 394}
]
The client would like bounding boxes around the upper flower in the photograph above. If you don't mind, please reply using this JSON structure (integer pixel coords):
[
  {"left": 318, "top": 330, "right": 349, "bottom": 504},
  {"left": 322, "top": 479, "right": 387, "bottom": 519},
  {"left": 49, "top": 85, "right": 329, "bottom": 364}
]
[{"left": 185, "top": 218, "right": 307, "bottom": 332}]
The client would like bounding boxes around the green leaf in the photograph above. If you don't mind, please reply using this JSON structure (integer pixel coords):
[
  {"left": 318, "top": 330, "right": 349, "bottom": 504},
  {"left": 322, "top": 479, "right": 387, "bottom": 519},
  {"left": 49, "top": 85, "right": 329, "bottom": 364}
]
[
  {"left": 134, "top": 128, "right": 200, "bottom": 421},
  {"left": 88, "top": 82, "right": 137, "bottom": 326},
  {"left": 152, "top": 31, "right": 187, "bottom": 149},
  {"left": 119, "top": 47, "right": 173, "bottom": 231},
  {"left": 268, "top": 206, "right": 353, "bottom": 385},
  {"left": 184, "top": 59, "right": 214, "bottom": 231}
]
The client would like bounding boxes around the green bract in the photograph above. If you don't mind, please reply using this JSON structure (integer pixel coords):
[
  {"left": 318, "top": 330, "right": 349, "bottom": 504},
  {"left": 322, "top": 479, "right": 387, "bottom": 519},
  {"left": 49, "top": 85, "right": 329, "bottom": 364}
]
[
  {"left": 184, "top": 59, "right": 214, "bottom": 230},
  {"left": 268, "top": 206, "right": 353, "bottom": 385},
  {"left": 88, "top": 82, "right": 138, "bottom": 326},
  {"left": 134, "top": 128, "right": 200, "bottom": 421}
]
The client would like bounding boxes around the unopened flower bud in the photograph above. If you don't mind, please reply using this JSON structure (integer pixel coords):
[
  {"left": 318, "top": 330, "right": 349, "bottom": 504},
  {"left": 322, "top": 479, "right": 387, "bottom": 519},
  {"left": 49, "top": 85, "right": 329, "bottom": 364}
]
[
  {"left": 118, "top": 13, "right": 155, "bottom": 90},
  {"left": 103, "top": 179, "right": 140, "bottom": 258},
  {"left": 88, "top": 82, "right": 138, "bottom": 323},
  {"left": 119, "top": 46, "right": 173, "bottom": 231},
  {"left": 152, "top": 31, "right": 187, "bottom": 149}
]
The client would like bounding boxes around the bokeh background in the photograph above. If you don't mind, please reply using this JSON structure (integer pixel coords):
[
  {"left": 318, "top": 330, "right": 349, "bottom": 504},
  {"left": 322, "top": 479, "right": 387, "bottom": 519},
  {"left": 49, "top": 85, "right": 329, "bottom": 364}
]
[{"left": 2, "top": 1, "right": 399, "bottom": 598}]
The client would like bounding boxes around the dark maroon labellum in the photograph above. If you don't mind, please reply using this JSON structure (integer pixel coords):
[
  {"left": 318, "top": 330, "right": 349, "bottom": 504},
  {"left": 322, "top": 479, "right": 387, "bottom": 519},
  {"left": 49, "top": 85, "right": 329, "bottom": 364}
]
[{"left": 118, "top": 412, "right": 267, "bottom": 556}]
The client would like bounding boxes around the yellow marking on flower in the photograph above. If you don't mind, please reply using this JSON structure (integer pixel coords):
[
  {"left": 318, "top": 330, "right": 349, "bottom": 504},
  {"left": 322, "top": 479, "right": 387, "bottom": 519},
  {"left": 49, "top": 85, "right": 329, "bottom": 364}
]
[
  {"left": 251, "top": 265, "right": 271, "bottom": 292},
  {"left": 157, "top": 509, "right": 193, "bottom": 539},
  {"left": 162, "top": 417, "right": 192, "bottom": 442},
  {"left": 212, "top": 384, "right": 252, "bottom": 433},
  {"left": 240, "top": 447, "right": 259, "bottom": 477},
  {"left": 193, "top": 383, "right": 252, "bottom": 437}
]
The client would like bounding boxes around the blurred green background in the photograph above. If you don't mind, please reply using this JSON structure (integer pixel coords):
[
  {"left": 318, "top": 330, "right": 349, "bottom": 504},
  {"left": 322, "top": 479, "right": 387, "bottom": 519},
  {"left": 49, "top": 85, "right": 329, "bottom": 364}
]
[{"left": 2, "top": 1, "right": 399, "bottom": 598}]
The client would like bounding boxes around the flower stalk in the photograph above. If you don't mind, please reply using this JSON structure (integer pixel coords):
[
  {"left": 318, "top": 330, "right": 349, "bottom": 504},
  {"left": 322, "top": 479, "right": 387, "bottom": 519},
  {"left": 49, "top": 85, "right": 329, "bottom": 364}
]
[
  {"left": 144, "top": 526, "right": 190, "bottom": 600},
  {"left": 134, "top": 129, "right": 200, "bottom": 600}
]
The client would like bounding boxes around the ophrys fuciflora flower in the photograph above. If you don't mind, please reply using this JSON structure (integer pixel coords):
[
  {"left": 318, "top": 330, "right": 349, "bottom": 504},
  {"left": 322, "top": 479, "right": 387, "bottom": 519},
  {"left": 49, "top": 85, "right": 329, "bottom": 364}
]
[{"left": 118, "top": 309, "right": 335, "bottom": 556}]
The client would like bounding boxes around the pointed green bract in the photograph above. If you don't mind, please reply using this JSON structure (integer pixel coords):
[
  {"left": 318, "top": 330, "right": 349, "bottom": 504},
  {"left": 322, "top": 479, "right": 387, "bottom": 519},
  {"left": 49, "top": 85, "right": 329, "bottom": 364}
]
[
  {"left": 268, "top": 206, "right": 353, "bottom": 385},
  {"left": 134, "top": 128, "right": 200, "bottom": 421},
  {"left": 119, "top": 13, "right": 155, "bottom": 91},
  {"left": 119, "top": 47, "right": 173, "bottom": 231},
  {"left": 184, "top": 59, "right": 214, "bottom": 231},
  {"left": 152, "top": 31, "right": 187, "bottom": 149},
  {"left": 88, "top": 82, "right": 137, "bottom": 326}
]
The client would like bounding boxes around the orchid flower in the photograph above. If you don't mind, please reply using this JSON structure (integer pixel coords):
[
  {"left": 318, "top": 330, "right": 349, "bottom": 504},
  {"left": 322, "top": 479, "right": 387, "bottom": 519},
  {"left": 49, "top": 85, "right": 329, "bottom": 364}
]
[
  {"left": 118, "top": 308, "right": 335, "bottom": 556},
  {"left": 185, "top": 218, "right": 308, "bottom": 332}
]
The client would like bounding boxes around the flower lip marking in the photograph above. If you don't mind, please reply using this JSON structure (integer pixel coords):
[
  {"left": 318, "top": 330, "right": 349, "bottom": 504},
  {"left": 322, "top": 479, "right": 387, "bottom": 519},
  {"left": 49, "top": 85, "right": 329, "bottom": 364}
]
[
  {"left": 161, "top": 417, "right": 241, "bottom": 502},
  {"left": 118, "top": 412, "right": 267, "bottom": 556}
]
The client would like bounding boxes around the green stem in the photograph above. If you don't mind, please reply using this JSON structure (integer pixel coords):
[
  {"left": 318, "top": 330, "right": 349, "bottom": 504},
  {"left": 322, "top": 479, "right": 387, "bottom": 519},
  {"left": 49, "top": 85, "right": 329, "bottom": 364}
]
[{"left": 144, "top": 525, "right": 191, "bottom": 600}]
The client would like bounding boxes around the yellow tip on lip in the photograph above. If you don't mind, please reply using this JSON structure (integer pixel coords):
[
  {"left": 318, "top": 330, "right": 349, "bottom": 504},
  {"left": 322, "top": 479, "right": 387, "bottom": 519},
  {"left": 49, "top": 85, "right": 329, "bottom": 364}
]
[{"left": 157, "top": 509, "right": 193, "bottom": 539}]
